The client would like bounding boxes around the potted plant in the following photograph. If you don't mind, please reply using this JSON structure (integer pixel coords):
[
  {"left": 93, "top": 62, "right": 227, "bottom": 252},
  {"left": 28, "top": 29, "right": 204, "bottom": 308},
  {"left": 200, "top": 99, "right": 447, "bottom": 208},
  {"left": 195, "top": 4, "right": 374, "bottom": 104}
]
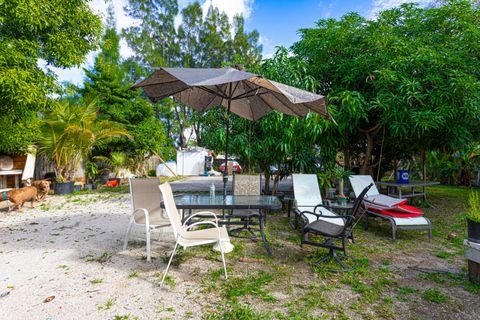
[
  {"left": 332, "top": 167, "right": 353, "bottom": 205},
  {"left": 84, "top": 161, "right": 99, "bottom": 190},
  {"left": 318, "top": 170, "right": 335, "bottom": 199},
  {"left": 94, "top": 152, "right": 133, "bottom": 186},
  {"left": 466, "top": 191, "right": 480, "bottom": 243},
  {"left": 38, "top": 100, "right": 129, "bottom": 194}
]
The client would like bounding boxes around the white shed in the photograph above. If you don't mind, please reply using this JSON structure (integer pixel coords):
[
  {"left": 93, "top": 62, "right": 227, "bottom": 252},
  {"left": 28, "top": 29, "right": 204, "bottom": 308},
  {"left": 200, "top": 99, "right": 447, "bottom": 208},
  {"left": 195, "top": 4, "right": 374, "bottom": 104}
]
[{"left": 176, "top": 147, "right": 210, "bottom": 176}]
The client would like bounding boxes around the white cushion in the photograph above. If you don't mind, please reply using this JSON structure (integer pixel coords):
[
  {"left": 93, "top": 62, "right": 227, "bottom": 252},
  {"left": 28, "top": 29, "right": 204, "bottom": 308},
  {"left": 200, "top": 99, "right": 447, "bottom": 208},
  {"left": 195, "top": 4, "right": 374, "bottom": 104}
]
[
  {"left": 365, "top": 194, "right": 406, "bottom": 208},
  {"left": 392, "top": 217, "right": 429, "bottom": 226},
  {"left": 293, "top": 174, "right": 322, "bottom": 207},
  {"left": 349, "top": 175, "right": 380, "bottom": 197}
]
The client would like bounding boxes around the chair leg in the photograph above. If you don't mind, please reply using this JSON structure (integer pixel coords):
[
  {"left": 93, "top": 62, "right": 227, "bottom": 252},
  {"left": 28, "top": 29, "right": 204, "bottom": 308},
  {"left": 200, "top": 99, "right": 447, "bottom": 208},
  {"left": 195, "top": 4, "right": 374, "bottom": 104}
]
[
  {"left": 123, "top": 216, "right": 135, "bottom": 250},
  {"left": 391, "top": 224, "right": 396, "bottom": 243},
  {"left": 219, "top": 241, "right": 228, "bottom": 280},
  {"left": 145, "top": 223, "right": 151, "bottom": 262},
  {"left": 160, "top": 241, "right": 179, "bottom": 287}
]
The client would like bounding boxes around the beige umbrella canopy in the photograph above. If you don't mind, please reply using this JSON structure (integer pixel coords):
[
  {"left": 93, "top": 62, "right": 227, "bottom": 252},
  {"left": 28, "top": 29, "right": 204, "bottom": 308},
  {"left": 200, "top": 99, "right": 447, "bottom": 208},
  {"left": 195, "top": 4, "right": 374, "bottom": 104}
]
[
  {"left": 132, "top": 67, "right": 328, "bottom": 120},
  {"left": 132, "top": 66, "right": 329, "bottom": 194}
]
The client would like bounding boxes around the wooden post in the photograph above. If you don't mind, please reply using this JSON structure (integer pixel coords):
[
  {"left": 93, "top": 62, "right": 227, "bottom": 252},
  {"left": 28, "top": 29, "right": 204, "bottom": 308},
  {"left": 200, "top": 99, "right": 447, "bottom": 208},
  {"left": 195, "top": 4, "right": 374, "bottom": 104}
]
[
  {"left": 468, "top": 260, "right": 480, "bottom": 284},
  {"left": 465, "top": 240, "right": 480, "bottom": 284}
]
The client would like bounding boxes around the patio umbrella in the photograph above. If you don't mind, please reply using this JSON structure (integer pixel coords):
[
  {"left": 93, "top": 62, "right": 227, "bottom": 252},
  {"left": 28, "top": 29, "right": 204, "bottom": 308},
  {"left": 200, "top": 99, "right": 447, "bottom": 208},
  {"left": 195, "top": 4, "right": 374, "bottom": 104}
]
[{"left": 132, "top": 66, "right": 329, "bottom": 195}]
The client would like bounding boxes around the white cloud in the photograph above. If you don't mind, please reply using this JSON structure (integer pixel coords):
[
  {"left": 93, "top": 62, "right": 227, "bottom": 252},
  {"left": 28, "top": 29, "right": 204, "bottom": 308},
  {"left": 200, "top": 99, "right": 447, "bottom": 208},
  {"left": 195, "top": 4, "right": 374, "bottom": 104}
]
[
  {"left": 259, "top": 35, "right": 275, "bottom": 59},
  {"left": 51, "top": 0, "right": 257, "bottom": 85},
  {"left": 201, "top": 0, "right": 254, "bottom": 22},
  {"left": 370, "top": 0, "right": 434, "bottom": 18},
  {"left": 318, "top": 1, "right": 335, "bottom": 19}
]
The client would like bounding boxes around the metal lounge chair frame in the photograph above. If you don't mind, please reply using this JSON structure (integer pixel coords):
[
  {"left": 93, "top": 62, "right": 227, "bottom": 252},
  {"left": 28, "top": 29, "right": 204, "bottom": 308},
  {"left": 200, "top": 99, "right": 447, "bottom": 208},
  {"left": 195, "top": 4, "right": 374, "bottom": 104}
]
[
  {"left": 299, "top": 182, "right": 372, "bottom": 272},
  {"left": 349, "top": 175, "right": 432, "bottom": 242}
]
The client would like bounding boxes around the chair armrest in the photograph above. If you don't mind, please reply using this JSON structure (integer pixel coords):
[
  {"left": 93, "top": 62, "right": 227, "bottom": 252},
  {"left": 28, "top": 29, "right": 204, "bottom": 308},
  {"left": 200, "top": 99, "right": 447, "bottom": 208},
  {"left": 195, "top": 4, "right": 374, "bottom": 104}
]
[
  {"left": 183, "top": 211, "right": 219, "bottom": 226},
  {"left": 313, "top": 203, "right": 337, "bottom": 212},
  {"left": 132, "top": 208, "right": 149, "bottom": 224},
  {"left": 183, "top": 221, "right": 225, "bottom": 241}
]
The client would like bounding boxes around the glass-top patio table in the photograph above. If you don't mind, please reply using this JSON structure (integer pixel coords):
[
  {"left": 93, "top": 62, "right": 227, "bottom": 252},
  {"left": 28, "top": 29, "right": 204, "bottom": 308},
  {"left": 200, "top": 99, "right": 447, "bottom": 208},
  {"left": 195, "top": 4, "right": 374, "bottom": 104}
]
[
  {"left": 164, "top": 195, "right": 283, "bottom": 255},
  {"left": 376, "top": 180, "right": 440, "bottom": 201}
]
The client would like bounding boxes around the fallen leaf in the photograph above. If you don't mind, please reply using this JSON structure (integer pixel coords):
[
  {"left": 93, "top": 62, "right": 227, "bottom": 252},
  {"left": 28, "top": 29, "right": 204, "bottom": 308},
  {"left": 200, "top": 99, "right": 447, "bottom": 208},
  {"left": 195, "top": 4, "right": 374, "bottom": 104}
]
[{"left": 44, "top": 295, "right": 55, "bottom": 303}]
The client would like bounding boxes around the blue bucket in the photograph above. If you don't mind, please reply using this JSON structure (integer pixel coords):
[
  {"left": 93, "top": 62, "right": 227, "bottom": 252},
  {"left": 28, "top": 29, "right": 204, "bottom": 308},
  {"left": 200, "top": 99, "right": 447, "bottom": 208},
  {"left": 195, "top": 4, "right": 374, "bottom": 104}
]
[{"left": 397, "top": 170, "right": 409, "bottom": 184}]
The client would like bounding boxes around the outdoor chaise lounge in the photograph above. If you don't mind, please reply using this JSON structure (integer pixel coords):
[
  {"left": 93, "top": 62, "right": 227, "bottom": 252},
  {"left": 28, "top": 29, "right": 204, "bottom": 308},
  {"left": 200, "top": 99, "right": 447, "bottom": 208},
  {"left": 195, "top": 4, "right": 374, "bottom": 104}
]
[
  {"left": 123, "top": 178, "right": 171, "bottom": 262},
  {"left": 349, "top": 175, "right": 432, "bottom": 242},
  {"left": 159, "top": 182, "right": 229, "bottom": 286},
  {"left": 293, "top": 174, "right": 372, "bottom": 271}
]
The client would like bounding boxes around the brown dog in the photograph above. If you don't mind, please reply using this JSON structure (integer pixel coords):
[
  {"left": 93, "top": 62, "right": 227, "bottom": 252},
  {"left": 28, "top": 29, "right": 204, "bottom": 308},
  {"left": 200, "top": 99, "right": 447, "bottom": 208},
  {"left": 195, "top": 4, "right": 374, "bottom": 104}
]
[
  {"left": 31, "top": 179, "right": 51, "bottom": 201},
  {"left": 2, "top": 186, "right": 37, "bottom": 211}
]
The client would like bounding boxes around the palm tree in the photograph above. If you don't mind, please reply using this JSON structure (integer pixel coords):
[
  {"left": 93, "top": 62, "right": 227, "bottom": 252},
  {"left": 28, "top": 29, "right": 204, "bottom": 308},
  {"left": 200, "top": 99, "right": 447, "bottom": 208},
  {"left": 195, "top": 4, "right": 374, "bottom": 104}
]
[{"left": 38, "top": 99, "right": 129, "bottom": 182}]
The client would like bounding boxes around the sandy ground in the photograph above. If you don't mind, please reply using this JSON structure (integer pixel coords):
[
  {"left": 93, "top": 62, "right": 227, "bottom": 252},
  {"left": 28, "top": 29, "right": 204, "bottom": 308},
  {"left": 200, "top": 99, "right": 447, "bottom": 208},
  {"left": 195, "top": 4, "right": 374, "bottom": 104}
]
[{"left": 0, "top": 193, "right": 217, "bottom": 320}]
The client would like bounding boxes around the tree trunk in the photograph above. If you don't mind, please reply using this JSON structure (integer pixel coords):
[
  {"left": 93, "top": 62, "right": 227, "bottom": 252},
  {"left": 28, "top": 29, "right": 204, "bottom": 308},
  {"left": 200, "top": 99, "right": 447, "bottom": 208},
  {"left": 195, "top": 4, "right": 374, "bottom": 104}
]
[
  {"left": 344, "top": 146, "right": 351, "bottom": 169},
  {"left": 358, "top": 123, "right": 382, "bottom": 175}
]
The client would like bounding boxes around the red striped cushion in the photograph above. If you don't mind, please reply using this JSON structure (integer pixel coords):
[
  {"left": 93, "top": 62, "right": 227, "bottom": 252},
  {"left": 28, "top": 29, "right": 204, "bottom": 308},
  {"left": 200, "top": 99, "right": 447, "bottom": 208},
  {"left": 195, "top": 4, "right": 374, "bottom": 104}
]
[{"left": 367, "top": 205, "right": 424, "bottom": 218}]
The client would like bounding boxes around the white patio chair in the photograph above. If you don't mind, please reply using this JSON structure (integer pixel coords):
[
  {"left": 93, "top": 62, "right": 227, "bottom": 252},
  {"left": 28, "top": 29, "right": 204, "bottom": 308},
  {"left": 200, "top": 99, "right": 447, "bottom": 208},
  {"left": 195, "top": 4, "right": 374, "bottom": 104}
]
[
  {"left": 123, "top": 178, "right": 170, "bottom": 262},
  {"left": 159, "top": 182, "right": 229, "bottom": 286},
  {"left": 349, "top": 175, "right": 432, "bottom": 242}
]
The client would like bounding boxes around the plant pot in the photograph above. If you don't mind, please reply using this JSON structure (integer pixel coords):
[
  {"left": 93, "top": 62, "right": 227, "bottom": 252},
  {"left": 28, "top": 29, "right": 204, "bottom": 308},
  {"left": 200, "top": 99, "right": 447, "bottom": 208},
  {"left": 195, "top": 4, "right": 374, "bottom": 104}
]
[
  {"left": 467, "top": 219, "right": 480, "bottom": 243},
  {"left": 53, "top": 181, "right": 74, "bottom": 195},
  {"left": 336, "top": 196, "right": 348, "bottom": 205},
  {"left": 84, "top": 183, "right": 93, "bottom": 191},
  {"left": 73, "top": 184, "right": 83, "bottom": 192}
]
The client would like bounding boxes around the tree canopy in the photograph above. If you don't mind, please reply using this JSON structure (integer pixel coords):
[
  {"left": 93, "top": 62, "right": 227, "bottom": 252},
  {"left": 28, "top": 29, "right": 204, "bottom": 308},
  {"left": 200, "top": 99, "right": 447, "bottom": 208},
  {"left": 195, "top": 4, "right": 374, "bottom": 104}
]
[
  {"left": 292, "top": 0, "right": 480, "bottom": 175},
  {"left": 81, "top": 4, "right": 168, "bottom": 160},
  {"left": 0, "top": 0, "right": 102, "bottom": 154}
]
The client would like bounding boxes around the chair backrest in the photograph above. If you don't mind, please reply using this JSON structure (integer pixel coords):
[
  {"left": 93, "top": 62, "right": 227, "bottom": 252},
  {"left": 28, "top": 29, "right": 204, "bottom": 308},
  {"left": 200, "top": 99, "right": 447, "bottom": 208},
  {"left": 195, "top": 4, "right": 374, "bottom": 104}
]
[
  {"left": 234, "top": 175, "right": 261, "bottom": 196},
  {"left": 129, "top": 178, "right": 163, "bottom": 213},
  {"left": 350, "top": 183, "right": 374, "bottom": 221},
  {"left": 292, "top": 174, "right": 322, "bottom": 206},
  {"left": 159, "top": 182, "right": 183, "bottom": 238},
  {"left": 349, "top": 175, "right": 380, "bottom": 198}
]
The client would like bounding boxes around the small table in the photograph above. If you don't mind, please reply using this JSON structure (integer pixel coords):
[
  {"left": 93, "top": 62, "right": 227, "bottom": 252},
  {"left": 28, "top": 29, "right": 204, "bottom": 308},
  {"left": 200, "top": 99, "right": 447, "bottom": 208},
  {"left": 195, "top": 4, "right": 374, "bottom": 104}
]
[
  {"left": 0, "top": 170, "right": 22, "bottom": 189},
  {"left": 376, "top": 180, "right": 440, "bottom": 201},
  {"left": 325, "top": 200, "right": 354, "bottom": 215},
  {"left": 165, "top": 195, "right": 283, "bottom": 255}
]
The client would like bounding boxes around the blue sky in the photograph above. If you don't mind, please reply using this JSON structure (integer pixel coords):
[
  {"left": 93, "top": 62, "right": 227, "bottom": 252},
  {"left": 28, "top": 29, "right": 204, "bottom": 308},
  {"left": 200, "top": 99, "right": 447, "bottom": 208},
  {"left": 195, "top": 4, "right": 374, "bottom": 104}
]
[{"left": 51, "top": 0, "right": 430, "bottom": 85}]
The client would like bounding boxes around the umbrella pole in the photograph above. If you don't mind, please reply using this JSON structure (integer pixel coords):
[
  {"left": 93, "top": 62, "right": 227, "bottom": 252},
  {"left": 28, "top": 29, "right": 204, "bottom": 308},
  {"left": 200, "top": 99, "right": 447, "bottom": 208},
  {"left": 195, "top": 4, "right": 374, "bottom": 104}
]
[{"left": 223, "top": 96, "right": 232, "bottom": 198}]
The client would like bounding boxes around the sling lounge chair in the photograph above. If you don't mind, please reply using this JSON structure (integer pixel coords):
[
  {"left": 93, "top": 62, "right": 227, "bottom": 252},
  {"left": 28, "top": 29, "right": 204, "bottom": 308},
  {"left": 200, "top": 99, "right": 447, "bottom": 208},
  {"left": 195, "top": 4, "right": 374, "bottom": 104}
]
[
  {"left": 349, "top": 175, "right": 432, "bottom": 242},
  {"left": 123, "top": 178, "right": 170, "bottom": 262},
  {"left": 159, "top": 182, "right": 229, "bottom": 286}
]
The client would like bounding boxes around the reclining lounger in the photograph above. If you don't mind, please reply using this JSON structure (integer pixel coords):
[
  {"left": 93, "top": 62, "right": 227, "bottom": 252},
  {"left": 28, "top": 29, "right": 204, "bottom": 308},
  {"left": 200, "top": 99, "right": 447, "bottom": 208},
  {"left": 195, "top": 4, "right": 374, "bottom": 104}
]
[{"left": 349, "top": 175, "right": 432, "bottom": 242}]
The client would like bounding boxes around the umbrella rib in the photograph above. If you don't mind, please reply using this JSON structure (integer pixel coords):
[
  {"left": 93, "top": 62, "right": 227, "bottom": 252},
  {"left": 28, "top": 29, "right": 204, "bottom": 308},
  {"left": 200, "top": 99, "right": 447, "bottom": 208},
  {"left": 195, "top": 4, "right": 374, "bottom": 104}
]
[
  {"left": 232, "top": 85, "right": 260, "bottom": 100},
  {"left": 150, "top": 87, "right": 190, "bottom": 102},
  {"left": 199, "top": 86, "right": 227, "bottom": 99},
  {"left": 248, "top": 80, "right": 301, "bottom": 117},
  {"left": 202, "top": 91, "right": 221, "bottom": 112},
  {"left": 243, "top": 80, "right": 304, "bottom": 118}
]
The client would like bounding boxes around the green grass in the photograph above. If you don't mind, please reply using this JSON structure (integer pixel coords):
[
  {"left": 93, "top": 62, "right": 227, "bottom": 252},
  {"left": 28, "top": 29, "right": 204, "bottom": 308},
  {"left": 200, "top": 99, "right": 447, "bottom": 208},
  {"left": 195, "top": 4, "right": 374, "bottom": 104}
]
[
  {"left": 224, "top": 271, "right": 276, "bottom": 302},
  {"left": 89, "top": 278, "right": 103, "bottom": 285},
  {"left": 84, "top": 252, "right": 112, "bottom": 263},
  {"left": 98, "top": 298, "right": 115, "bottom": 311},
  {"left": 422, "top": 288, "right": 448, "bottom": 303},
  {"left": 204, "top": 303, "right": 273, "bottom": 320}
]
